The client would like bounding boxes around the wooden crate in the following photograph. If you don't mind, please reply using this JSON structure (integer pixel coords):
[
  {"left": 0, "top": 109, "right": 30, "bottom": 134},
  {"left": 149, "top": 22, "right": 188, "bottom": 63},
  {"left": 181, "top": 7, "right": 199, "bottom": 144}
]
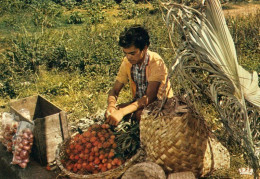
[{"left": 9, "top": 95, "right": 70, "bottom": 166}]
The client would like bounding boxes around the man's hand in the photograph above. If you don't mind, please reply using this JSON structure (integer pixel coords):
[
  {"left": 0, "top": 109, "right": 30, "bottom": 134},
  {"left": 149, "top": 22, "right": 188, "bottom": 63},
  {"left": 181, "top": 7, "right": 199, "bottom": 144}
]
[
  {"left": 105, "top": 80, "right": 124, "bottom": 121},
  {"left": 105, "top": 106, "right": 117, "bottom": 119},
  {"left": 106, "top": 109, "right": 124, "bottom": 126}
]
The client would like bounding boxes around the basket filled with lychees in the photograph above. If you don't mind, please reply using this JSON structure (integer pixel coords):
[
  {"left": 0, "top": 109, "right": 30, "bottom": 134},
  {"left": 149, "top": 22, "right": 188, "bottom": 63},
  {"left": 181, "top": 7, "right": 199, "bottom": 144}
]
[{"left": 56, "top": 122, "right": 142, "bottom": 179}]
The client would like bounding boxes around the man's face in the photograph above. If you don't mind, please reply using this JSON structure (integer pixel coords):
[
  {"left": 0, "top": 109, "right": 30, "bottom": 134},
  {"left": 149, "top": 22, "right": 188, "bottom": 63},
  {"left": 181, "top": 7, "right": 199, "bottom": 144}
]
[{"left": 122, "top": 45, "right": 147, "bottom": 65}]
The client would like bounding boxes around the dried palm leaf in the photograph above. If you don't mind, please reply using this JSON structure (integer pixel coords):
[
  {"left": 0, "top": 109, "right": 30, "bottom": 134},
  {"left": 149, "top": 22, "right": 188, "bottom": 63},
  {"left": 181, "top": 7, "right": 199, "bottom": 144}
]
[{"left": 160, "top": 0, "right": 260, "bottom": 177}]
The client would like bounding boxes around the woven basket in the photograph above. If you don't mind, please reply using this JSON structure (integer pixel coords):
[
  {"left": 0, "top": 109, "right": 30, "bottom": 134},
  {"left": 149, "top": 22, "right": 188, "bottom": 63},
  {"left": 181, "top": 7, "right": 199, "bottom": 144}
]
[
  {"left": 122, "top": 162, "right": 166, "bottom": 179},
  {"left": 168, "top": 171, "right": 196, "bottom": 179},
  {"left": 202, "top": 133, "right": 230, "bottom": 176},
  {"left": 140, "top": 97, "right": 230, "bottom": 177},
  {"left": 56, "top": 136, "right": 142, "bottom": 179}
]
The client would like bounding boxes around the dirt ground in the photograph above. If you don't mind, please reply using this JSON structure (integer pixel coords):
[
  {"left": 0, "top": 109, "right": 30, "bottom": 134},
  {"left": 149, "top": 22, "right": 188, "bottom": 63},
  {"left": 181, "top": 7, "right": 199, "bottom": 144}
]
[{"left": 223, "top": 3, "right": 260, "bottom": 17}]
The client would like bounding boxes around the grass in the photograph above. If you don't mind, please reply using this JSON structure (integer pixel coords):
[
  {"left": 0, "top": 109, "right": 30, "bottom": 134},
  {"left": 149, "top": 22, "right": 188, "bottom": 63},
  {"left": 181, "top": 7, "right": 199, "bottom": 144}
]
[{"left": 0, "top": 0, "right": 171, "bottom": 113}]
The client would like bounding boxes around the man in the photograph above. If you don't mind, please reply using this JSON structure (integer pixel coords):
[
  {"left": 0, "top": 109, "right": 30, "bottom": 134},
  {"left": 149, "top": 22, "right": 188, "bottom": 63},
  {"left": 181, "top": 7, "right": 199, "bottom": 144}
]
[{"left": 105, "top": 25, "right": 173, "bottom": 126}]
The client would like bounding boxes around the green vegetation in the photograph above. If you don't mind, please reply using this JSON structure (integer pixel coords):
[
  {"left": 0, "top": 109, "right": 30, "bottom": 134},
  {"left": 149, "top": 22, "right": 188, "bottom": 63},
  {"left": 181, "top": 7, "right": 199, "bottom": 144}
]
[
  {"left": 0, "top": 0, "right": 171, "bottom": 119},
  {"left": 0, "top": 0, "right": 259, "bottom": 176},
  {"left": 0, "top": 0, "right": 259, "bottom": 117}
]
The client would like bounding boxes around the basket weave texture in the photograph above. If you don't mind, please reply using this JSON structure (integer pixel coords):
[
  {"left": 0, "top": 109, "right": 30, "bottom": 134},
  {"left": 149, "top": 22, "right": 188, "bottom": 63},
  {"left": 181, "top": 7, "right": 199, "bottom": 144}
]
[
  {"left": 56, "top": 136, "right": 142, "bottom": 179},
  {"left": 140, "top": 97, "right": 230, "bottom": 177},
  {"left": 167, "top": 171, "right": 196, "bottom": 179},
  {"left": 122, "top": 162, "right": 166, "bottom": 179}
]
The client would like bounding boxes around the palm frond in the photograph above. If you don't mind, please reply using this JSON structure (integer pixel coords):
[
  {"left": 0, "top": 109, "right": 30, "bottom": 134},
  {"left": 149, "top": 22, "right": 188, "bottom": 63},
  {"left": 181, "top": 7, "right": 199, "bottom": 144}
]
[{"left": 160, "top": 0, "right": 260, "bottom": 176}]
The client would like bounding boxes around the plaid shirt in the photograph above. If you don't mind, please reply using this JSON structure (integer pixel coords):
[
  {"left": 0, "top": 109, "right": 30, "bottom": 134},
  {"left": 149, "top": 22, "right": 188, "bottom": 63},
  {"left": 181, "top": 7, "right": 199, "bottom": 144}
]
[{"left": 131, "top": 53, "right": 149, "bottom": 99}]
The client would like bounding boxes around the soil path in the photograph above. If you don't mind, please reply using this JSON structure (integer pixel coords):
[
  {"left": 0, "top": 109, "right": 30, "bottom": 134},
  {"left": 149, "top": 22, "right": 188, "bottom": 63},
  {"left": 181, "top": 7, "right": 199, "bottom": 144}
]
[{"left": 223, "top": 3, "right": 260, "bottom": 17}]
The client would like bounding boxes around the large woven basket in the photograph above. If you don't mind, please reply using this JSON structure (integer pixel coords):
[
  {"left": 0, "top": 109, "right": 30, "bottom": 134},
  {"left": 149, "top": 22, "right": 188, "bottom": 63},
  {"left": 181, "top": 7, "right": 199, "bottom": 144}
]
[
  {"left": 140, "top": 97, "right": 230, "bottom": 177},
  {"left": 56, "top": 136, "right": 142, "bottom": 179},
  {"left": 122, "top": 162, "right": 166, "bottom": 179}
]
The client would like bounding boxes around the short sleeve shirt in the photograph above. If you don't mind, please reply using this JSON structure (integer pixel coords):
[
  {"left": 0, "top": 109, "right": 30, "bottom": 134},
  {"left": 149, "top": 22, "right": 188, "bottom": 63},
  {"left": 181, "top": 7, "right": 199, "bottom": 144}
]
[{"left": 116, "top": 50, "right": 173, "bottom": 100}]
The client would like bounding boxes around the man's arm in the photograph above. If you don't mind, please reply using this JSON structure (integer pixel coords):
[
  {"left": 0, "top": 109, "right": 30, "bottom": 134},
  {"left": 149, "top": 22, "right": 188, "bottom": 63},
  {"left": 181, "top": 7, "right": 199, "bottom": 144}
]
[
  {"left": 107, "top": 81, "right": 160, "bottom": 126},
  {"left": 105, "top": 80, "right": 124, "bottom": 119}
]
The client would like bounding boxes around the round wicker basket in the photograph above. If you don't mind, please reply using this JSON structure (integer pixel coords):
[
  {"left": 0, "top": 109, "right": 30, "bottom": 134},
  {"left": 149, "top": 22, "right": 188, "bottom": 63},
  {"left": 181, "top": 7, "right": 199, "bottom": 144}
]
[
  {"left": 56, "top": 136, "right": 142, "bottom": 179},
  {"left": 122, "top": 162, "right": 166, "bottom": 179},
  {"left": 140, "top": 97, "right": 230, "bottom": 177}
]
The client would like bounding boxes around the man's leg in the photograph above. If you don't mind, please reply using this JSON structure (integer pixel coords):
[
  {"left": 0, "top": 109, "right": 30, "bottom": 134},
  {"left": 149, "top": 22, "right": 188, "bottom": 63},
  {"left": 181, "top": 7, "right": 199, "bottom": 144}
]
[{"left": 133, "top": 108, "right": 143, "bottom": 122}]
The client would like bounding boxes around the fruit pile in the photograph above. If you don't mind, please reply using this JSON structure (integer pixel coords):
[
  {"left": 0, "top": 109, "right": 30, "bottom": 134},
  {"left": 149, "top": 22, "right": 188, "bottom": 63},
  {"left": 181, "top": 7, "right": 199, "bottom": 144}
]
[
  {"left": 62, "top": 124, "right": 124, "bottom": 174},
  {"left": 1, "top": 112, "right": 19, "bottom": 152},
  {"left": 12, "top": 127, "right": 34, "bottom": 168}
]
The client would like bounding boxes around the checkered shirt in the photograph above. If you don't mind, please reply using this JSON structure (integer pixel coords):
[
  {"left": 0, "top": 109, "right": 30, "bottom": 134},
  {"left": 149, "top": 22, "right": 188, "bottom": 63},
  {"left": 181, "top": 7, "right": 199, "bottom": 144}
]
[{"left": 131, "top": 53, "right": 149, "bottom": 99}]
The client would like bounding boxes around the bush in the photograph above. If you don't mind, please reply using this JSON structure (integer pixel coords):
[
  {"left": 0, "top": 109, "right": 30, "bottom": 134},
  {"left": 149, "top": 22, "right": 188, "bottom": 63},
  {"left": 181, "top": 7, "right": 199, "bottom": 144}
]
[
  {"left": 82, "top": 3, "right": 106, "bottom": 24},
  {"left": 0, "top": 0, "right": 28, "bottom": 14},
  {"left": 31, "top": 1, "right": 63, "bottom": 27},
  {"left": 67, "top": 11, "right": 84, "bottom": 24}
]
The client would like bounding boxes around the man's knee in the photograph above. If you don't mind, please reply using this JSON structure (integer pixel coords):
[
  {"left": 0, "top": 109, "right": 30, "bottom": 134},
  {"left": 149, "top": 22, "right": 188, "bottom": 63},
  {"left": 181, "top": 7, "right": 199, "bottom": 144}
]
[{"left": 135, "top": 109, "right": 143, "bottom": 122}]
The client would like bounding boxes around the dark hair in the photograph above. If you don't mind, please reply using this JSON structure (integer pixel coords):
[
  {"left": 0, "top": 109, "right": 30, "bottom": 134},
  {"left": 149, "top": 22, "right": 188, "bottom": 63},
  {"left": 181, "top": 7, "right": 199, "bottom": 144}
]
[{"left": 119, "top": 25, "right": 150, "bottom": 50}]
